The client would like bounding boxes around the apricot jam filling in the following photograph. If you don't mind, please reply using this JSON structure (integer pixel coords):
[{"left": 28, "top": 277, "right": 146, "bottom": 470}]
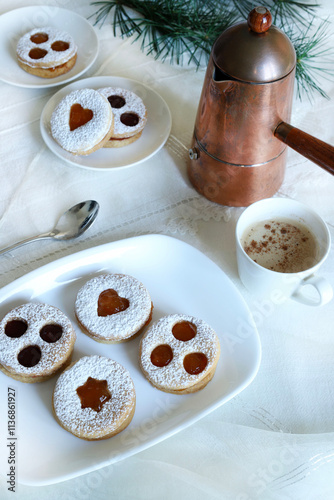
[
  {"left": 172, "top": 321, "right": 197, "bottom": 341},
  {"left": 69, "top": 103, "right": 93, "bottom": 131},
  {"left": 76, "top": 377, "right": 111, "bottom": 412},
  {"left": 30, "top": 32, "right": 49, "bottom": 44},
  {"left": 29, "top": 47, "right": 48, "bottom": 60},
  {"left": 51, "top": 40, "right": 70, "bottom": 52},
  {"left": 151, "top": 344, "right": 173, "bottom": 367},
  {"left": 183, "top": 352, "right": 207, "bottom": 375},
  {"left": 97, "top": 289, "right": 130, "bottom": 317}
]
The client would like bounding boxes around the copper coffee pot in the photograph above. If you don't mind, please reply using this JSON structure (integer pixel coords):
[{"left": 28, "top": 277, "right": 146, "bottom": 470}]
[{"left": 187, "top": 7, "right": 334, "bottom": 207}]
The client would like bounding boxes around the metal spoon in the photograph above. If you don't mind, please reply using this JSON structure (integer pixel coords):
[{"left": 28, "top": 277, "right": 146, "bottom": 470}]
[{"left": 0, "top": 200, "right": 99, "bottom": 256}]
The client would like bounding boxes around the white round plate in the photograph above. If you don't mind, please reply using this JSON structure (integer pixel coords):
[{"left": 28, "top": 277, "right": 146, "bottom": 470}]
[
  {"left": 0, "top": 6, "right": 98, "bottom": 88},
  {"left": 40, "top": 76, "right": 172, "bottom": 170}
]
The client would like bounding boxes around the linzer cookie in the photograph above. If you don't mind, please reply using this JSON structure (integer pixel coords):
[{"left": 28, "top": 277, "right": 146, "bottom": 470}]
[
  {"left": 75, "top": 273, "right": 153, "bottom": 343},
  {"left": 50, "top": 88, "right": 114, "bottom": 155},
  {"left": 16, "top": 27, "right": 77, "bottom": 78},
  {"left": 52, "top": 355, "right": 136, "bottom": 440},
  {"left": 98, "top": 87, "right": 147, "bottom": 148},
  {"left": 139, "top": 314, "right": 220, "bottom": 394},
  {"left": 0, "top": 303, "right": 76, "bottom": 383}
]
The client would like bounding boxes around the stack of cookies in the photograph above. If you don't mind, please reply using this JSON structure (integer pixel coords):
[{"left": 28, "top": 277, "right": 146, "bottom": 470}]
[{"left": 50, "top": 87, "right": 147, "bottom": 155}]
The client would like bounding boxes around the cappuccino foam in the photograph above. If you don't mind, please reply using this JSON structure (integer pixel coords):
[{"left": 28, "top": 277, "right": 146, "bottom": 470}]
[{"left": 242, "top": 218, "right": 319, "bottom": 273}]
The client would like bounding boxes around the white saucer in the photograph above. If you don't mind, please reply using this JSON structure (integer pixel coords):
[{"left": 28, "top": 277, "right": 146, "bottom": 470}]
[
  {"left": 40, "top": 76, "right": 172, "bottom": 170},
  {"left": 0, "top": 6, "right": 98, "bottom": 88}
]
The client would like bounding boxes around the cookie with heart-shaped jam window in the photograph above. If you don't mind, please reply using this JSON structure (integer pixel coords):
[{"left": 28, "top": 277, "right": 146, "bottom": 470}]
[
  {"left": 75, "top": 274, "right": 153, "bottom": 343},
  {"left": 139, "top": 314, "right": 220, "bottom": 394},
  {"left": 97, "top": 87, "right": 147, "bottom": 148},
  {"left": 16, "top": 27, "right": 77, "bottom": 78},
  {"left": 50, "top": 88, "right": 114, "bottom": 155},
  {"left": 0, "top": 302, "right": 76, "bottom": 383}
]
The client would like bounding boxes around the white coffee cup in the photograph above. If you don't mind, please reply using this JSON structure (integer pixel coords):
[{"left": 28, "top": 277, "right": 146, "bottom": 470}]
[{"left": 235, "top": 198, "right": 333, "bottom": 306}]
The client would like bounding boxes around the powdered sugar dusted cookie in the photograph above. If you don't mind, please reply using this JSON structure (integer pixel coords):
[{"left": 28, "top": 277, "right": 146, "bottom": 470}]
[
  {"left": 98, "top": 87, "right": 147, "bottom": 147},
  {"left": 139, "top": 314, "right": 220, "bottom": 394},
  {"left": 75, "top": 273, "right": 153, "bottom": 343},
  {"left": 50, "top": 88, "right": 114, "bottom": 155},
  {"left": 16, "top": 27, "right": 77, "bottom": 78},
  {"left": 0, "top": 302, "right": 76, "bottom": 383},
  {"left": 52, "top": 355, "right": 136, "bottom": 440}
]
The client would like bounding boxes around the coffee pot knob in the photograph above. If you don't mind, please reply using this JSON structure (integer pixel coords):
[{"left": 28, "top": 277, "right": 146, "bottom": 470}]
[{"left": 248, "top": 6, "right": 272, "bottom": 33}]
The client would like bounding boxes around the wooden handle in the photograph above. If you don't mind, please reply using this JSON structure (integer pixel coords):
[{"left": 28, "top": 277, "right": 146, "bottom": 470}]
[{"left": 274, "top": 122, "right": 334, "bottom": 176}]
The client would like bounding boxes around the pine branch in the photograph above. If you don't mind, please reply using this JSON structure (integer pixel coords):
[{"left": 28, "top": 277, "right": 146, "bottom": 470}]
[
  {"left": 91, "top": 0, "right": 238, "bottom": 65},
  {"left": 289, "top": 17, "right": 334, "bottom": 100},
  {"left": 91, "top": 0, "right": 334, "bottom": 99}
]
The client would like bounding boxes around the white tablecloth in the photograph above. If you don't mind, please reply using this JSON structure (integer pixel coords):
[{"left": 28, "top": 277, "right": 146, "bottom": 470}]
[{"left": 1, "top": 1, "right": 334, "bottom": 498}]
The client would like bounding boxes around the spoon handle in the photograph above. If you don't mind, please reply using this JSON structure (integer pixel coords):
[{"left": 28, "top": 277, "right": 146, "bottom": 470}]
[{"left": 0, "top": 233, "right": 52, "bottom": 256}]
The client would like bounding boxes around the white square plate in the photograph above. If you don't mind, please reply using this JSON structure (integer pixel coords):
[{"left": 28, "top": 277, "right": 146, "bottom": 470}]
[{"left": 0, "top": 235, "right": 261, "bottom": 485}]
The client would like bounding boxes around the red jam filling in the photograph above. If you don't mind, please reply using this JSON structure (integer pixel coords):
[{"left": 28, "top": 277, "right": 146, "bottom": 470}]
[
  {"left": 17, "top": 345, "right": 41, "bottom": 367},
  {"left": 5, "top": 320, "right": 28, "bottom": 338},
  {"left": 120, "top": 112, "right": 139, "bottom": 127},
  {"left": 40, "top": 324, "right": 62, "bottom": 343},
  {"left": 108, "top": 95, "right": 126, "bottom": 108}
]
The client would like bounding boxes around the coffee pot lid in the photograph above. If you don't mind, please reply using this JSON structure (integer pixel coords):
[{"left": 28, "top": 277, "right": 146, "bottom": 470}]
[{"left": 213, "top": 7, "right": 296, "bottom": 83}]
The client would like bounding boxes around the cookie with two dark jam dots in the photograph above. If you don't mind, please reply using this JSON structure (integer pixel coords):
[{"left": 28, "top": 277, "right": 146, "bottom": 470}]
[
  {"left": 16, "top": 27, "right": 77, "bottom": 78},
  {"left": 98, "top": 87, "right": 148, "bottom": 148}
]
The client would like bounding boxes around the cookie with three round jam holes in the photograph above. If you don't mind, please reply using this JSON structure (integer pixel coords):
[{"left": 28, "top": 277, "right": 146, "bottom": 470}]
[
  {"left": 16, "top": 27, "right": 77, "bottom": 78},
  {"left": 74, "top": 273, "right": 153, "bottom": 343},
  {"left": 0, "top": 303, "right": 76, "bottom": 383},
  {"left": 50, "top": 88, "right": 114, "bottom": 155},
  {"left": 52, "top": 355, "right": 136, "bottom": 440},
  {"left": 139, "top": 314, "right": 221, "bottom": 394},
  {"left": 97, "top": 87, "right": 147, "bottom": 148}
]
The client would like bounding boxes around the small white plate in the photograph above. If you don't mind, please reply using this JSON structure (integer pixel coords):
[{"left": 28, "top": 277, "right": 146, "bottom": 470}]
[
  {"left": 0, "top": 6, "right": 98, "bottom": 88},
  {"left": 0, "top": 235, "right": 261, "bottom": 485},
  {"left": 40, "top": 76, "right": 172, "bottom": 170}
]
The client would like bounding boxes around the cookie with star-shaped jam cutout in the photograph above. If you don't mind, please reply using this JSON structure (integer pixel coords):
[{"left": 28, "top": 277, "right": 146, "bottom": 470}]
[{"left": 52, "top": 355, "right": 136, "bottom": 440}]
